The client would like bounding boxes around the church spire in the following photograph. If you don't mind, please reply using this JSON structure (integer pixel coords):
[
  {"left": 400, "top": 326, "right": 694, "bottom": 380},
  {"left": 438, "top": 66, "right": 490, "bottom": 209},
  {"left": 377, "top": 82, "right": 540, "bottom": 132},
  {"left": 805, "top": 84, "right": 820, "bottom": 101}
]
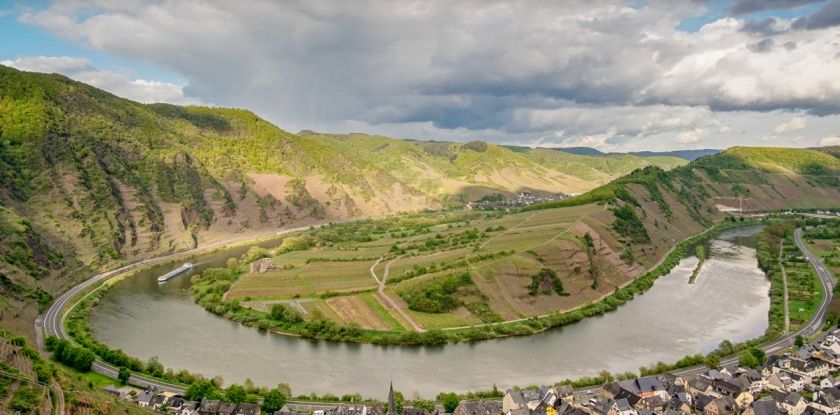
[{"left": 388, "top": 382, "right": 396, "bottom": 415}]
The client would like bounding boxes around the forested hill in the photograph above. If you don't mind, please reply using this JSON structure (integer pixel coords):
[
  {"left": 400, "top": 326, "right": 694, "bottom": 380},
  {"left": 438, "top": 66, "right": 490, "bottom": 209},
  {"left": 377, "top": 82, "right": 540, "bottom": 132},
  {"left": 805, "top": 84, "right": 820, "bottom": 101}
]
[{"left": 0, "top": 65, "right": 685, "bottom": 334}]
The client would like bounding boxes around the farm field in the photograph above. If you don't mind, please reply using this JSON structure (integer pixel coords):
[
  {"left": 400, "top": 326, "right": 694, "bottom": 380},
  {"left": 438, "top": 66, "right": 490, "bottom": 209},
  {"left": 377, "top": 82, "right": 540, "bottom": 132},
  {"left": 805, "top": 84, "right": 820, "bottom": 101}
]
[{"left": 220, "top": 201, "right": 661, "bottom": 331}]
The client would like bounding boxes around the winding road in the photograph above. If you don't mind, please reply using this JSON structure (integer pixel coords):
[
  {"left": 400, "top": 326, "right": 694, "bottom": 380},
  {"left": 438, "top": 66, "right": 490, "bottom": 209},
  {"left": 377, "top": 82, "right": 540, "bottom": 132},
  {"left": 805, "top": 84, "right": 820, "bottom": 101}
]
[
  {"left": 36, "top": 226, "right": 316, "bottom": 396},
  {"left": 36, "top": 226, "right": 837, "bottom": 399}
]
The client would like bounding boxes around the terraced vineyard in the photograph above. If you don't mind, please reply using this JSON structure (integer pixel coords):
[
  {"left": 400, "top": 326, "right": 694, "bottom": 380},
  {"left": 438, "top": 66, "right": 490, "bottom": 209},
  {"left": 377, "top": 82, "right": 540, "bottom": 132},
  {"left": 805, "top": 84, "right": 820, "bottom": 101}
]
[{"left": 223, "top": 203, "right": 663, "bottom": 332}]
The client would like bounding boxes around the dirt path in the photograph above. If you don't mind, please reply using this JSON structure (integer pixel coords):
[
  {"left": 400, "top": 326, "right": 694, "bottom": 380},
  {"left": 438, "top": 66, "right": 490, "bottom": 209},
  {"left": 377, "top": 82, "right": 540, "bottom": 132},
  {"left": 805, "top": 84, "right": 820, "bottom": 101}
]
[
  {"left": 370, "top": 256, "right": 424, "bottom": 332},
  {"left": 477, "top": 213, "right": 535, "bottom": 251}
]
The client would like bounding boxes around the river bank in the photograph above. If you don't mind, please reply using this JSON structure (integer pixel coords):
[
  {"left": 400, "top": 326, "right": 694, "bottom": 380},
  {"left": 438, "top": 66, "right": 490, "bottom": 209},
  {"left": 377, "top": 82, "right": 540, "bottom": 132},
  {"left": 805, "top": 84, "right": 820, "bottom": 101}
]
[{"left": 76, "top": 221, "right": 776, "bottom": 396}]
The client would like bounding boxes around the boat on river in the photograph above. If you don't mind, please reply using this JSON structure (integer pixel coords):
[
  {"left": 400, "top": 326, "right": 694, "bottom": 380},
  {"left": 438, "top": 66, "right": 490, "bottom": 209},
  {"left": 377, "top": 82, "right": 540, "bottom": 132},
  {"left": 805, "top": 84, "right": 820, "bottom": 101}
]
[{"left": 157, "top": 263, "right": 194, "bottom": 283}]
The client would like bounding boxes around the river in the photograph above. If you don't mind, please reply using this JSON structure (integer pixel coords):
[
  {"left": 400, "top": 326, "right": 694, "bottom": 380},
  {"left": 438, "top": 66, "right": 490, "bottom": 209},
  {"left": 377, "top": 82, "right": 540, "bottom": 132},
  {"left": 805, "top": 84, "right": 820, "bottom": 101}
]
[{"left": 89, "top": 226, "right": 769, "bottom": 398}]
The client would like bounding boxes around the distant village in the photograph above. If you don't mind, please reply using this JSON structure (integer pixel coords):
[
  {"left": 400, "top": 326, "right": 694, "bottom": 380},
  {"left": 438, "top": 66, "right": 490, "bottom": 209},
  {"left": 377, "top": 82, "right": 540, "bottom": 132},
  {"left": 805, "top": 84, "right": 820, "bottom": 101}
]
[
  {"left": 103, "top": 328, "right": 840, "bottom": 415},
  {"left": 466, "top": 192, "right": 575, "bottom": 210}
]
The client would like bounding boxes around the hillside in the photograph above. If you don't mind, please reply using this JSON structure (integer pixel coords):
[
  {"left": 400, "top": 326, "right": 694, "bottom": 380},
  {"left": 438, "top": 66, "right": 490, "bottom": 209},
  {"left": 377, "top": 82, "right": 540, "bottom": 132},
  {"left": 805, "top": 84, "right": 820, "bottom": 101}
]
[
  {"left": 0, "top": 65, "right": 685, "bottom": 337},
  {"left": 191, "top": 145, "right": 840, "bottom": 342}
]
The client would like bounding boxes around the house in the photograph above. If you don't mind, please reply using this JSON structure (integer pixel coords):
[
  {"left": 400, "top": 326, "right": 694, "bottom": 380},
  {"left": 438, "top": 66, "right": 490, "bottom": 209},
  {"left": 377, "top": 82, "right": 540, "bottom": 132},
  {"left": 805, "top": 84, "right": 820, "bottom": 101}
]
[
  {"left": 636, "top": 377, "right": 667, "bottom": 400},
  {"left": 604, "top": 381, "right": 642, "bottom": 407},
  {"left": 151, "top": 394, "right": 169, "bottom": 410},
  {"left": 713, "top": 379, "right": 743, "bottom": 398},
  {"left": 614, "top": 398, "right": 637, "bottom": 415},
  {"left": 687, "top": 377, "right": 716, "bottom": 398},
  {"left": 636, "top": 395, "right": 667, "bottom": 413},
  {"left": 810, "top": 389, "right": 840, "bottom": 414},
  {"left": 503, "top": 388, "right": 548, "bottom": 414},
  {"left": 781, "top": 392, "right": 808, "bottom": 415},
  {"left": 199, "top": 400, "right": 221, "bottom": 415},
  {"left": 454, "top": 400, "right": 503, "bottom": 415},
  {"left": 179, "top": 401, "right": 200, "bottom": 415},
  {"left": 402, "top": 408, "right": 429, "bottom": 415},
  {"left": 704, "top": 396, "right": 737, "bottom": 415},
  {"left": 693, "top": 394, "right": 714, "bottom": 413},
  {"left": 137, "top": 391, "right": 154, "bottom": 408},
  {"left": 743, "top": 399, "right": 782, "bottom": 415},
  {"left": 235, "top": 403, "right": 261, "bottom": 415},
  {"left": 734, "top": 370, "right": 766, "bottom": 394}
]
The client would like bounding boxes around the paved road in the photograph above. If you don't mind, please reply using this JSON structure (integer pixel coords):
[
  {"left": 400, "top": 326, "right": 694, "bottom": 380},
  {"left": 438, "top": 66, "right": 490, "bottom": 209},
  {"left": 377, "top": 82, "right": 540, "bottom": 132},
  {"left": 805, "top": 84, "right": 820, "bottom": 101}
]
[{"left": 37, "top": 226, "right": 315, "bottom": 396}]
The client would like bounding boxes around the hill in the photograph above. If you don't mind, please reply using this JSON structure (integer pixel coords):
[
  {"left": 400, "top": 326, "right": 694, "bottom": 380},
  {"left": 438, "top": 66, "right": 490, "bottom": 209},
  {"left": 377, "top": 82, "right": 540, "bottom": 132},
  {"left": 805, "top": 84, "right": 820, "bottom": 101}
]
[
  {"left": 0, "top": 65, "right": 684, "bottom": 336},
  {"left": 2, "top": 65, "right": 840, "bottom": 342},
  {"left": 199, "top": 145, "right": 840, "bottom": 341},
  {"left": 630, "top": 149, "right": 721, "bottom": 161}
]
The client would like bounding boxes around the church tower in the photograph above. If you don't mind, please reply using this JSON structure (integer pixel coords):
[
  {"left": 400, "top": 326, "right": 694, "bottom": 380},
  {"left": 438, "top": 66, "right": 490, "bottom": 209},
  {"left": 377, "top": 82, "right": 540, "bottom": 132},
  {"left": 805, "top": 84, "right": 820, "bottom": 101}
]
[{"left": 387, "top": 382, "right": 397, "bottom": 415}]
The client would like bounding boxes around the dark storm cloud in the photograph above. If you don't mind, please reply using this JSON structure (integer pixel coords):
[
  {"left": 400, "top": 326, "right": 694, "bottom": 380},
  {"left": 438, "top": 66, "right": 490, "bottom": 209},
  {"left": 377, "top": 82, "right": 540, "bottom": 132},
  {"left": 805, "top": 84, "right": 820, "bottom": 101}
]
[
  {"left": 740, "top": 17, "right": 787, "bottom": 35},
  {"left": 792, "top": 0, "right": 840, "bottom": 29},
  {"left": 748, "top": 38, "right": 776, "bottom": 52},
  {"left": 729, "top": 0, "right": 824, "bottom": 15}
]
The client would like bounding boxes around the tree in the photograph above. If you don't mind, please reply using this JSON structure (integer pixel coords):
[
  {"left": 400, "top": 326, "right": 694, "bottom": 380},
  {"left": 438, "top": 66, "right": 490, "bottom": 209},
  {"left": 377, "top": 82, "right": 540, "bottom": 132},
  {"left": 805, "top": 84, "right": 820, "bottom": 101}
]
[
  {"left": 146, "top": 356, "right": 165, "bottom": 377},
  {"left": 276, "top": 383, "right": 292, "bottom": 398},
  {"left": 394, "top": 391, "right": 405, "bottom": 414},
  {"left": 226, "top": 384, "right": 247, "bottom": 404},
  {"left": 704, "top": 354, "right": 721, "bottom": 369},
  {"left": 739, "top": 350, "right": 760, "bottom": 369},
  {"left": 795, "top": 335, "right": 805, "bottom": 347},
  {"left": 118, "top": 367, "right": 131, "bottom": 384},
  {"left": 437, "top": 392, "right": 460, "bottom": 413},
  {"left": 263, "top": 389, "right": 287, "bottom": 413},
  {"left": 185, "top": 380, "right": 218, "bottom": 401},
  {"left": 748, "top": 347, "right": 766, "bottom": 366}
]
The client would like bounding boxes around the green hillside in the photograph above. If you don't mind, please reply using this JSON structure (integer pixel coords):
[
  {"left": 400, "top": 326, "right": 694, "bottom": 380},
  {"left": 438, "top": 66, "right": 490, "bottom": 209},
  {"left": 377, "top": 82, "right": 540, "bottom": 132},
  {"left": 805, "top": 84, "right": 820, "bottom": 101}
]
[
  {"left": 3, "top": 65, "right": 840, "bottom": 342},
  {"left": 0, "top": 65, "right": 687, "bottom": 336}
]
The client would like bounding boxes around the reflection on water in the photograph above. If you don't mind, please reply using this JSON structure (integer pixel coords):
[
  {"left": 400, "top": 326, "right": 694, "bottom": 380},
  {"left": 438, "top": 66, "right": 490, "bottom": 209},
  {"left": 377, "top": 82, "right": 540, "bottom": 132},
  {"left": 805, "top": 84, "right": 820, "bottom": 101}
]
[{"left": 90, "top": 226, "right": 769, "bottom": 397}]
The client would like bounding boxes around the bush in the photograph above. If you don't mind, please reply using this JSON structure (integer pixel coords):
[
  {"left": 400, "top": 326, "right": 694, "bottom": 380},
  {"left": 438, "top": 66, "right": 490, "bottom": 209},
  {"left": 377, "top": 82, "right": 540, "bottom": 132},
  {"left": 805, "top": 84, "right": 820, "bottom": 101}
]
[
  {"left": 270, "top": 304, "right": 303, "bottom": 324},
  {"left": 400, "top": 272, "right": 473, "bottom": 313},
  {"left": 45, "top": 337, "right": 95, "bottom": 372},
  {"left": 527, "top": 268, "right": 568, "bottom": 296}
]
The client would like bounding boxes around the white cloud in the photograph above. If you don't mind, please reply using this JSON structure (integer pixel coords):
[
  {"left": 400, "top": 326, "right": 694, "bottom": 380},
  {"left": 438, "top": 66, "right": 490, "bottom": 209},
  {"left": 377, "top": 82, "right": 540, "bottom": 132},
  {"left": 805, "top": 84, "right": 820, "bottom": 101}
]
[
  {"left": 9, "top": 1, "right": 840, "bottom": 150},
  {"left": 676, "top": 129, "right": 704, "bottom": 144},
  {"left": 819, "top": 135, "right": 840, "bottom": 146},
  {"left": 0, "top": 56, "right": 201, "bottom": 105},
  {"left": 772, "top": 116, "right": 808, "bottom": 135}
]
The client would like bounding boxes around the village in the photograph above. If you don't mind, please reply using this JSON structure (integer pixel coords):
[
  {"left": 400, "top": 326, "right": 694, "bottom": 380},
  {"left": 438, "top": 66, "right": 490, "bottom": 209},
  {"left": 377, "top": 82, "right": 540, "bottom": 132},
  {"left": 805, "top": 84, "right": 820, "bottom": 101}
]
[
  {"left": 465, "top": 192, "right": 574, "bottom": 210},
  {"left": 98, "top": 328, "right": 840, "bottom": 415}
]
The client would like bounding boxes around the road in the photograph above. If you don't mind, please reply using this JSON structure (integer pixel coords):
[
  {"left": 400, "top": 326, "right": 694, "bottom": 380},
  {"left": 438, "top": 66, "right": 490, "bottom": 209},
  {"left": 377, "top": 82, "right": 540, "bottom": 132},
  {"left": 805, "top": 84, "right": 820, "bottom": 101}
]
[{"left": 37, "top": 225, "right": 316, "bottom": 396}]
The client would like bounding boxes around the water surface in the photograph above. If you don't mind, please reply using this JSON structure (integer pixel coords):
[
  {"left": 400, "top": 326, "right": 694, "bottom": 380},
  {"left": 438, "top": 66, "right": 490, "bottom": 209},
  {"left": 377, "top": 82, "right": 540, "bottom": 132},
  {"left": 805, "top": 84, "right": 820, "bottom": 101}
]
[{"left": 90, "top": 226, "right": 769, "bottom": 397}]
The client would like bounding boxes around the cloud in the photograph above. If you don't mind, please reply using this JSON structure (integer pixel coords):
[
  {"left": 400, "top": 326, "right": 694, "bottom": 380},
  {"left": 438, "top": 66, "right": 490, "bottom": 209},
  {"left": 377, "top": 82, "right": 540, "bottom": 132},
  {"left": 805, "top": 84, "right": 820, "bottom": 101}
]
[
  {"left": 729, "top": 0, "right": 824, "bottom": 15},
  {"left": 772, "top": 116, "right": 808, "bottom": 135},
  {"left": 819, "top": 135, "right": 840, "bottom": 146},
  {"left": 1, "top": 56, "right": 201, "bottom": 105},
  {"left": 792, "top": 0, "right": 840, "bottom": 29},
  {"left": 676, "top": 129, "right": 704, "bottom": 143},
  {"left": 9, "top": 1, "right": 840, "bottom": 150}
]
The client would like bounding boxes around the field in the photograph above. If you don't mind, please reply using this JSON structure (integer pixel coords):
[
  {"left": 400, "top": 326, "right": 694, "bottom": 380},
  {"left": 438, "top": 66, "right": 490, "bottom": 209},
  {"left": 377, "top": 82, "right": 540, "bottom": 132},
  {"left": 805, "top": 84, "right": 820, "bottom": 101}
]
[{"left": 220, "top": 200, "right": 676, "bottom": 332}]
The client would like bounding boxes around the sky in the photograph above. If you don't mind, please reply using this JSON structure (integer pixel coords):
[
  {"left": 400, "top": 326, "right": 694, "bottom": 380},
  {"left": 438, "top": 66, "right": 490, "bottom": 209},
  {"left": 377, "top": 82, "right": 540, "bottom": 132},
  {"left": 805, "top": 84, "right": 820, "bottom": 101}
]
[{"left": 1, "top": 0, "right": 840, "bottom": 152}]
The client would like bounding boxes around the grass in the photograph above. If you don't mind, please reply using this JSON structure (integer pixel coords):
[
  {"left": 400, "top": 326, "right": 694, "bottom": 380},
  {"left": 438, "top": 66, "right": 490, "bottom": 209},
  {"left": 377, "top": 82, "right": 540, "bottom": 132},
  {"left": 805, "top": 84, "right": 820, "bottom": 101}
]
[
  {"left": 359, "top": 293, "right": 405, "bottom": 331},
  {"left": 407, "top": 309, "right": 481, "bottom": 329}
]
